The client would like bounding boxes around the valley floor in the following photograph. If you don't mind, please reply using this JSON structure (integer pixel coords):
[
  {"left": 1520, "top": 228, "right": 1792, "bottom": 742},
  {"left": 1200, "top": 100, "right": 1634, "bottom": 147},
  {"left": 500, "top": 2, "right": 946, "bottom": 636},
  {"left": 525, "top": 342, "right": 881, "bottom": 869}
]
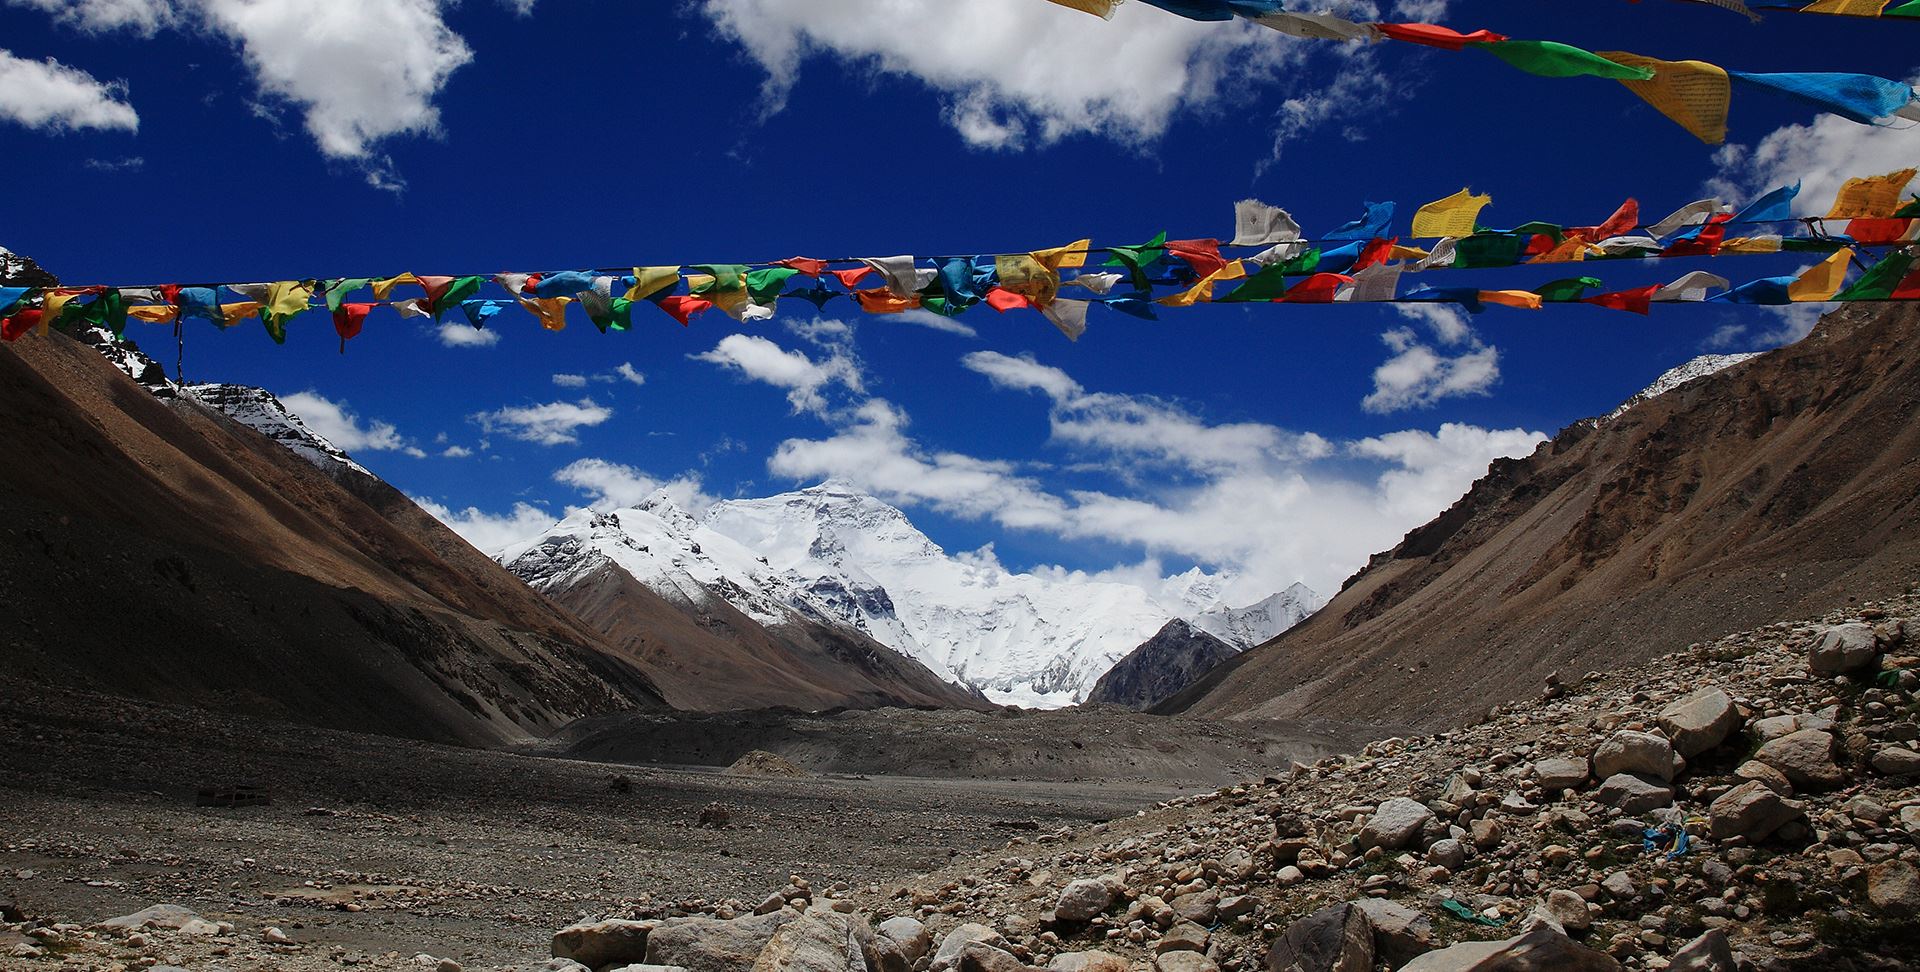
[{"left": 0, "top": 684, "right": 1194, "bottom": 970}]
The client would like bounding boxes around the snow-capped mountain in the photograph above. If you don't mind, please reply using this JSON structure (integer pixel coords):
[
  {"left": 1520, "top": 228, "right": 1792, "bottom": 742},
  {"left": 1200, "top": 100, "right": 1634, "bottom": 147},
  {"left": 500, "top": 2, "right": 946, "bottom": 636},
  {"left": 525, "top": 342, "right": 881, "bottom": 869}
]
[
  {"left": 496, "top": 479, "right": 1321, "bottom": 708},
  {"left": 1606, "top": 353, "right": 1760, "bottom": 421},
  {"left": 183, "top": 383, "right": 371, "bottom": 478}
]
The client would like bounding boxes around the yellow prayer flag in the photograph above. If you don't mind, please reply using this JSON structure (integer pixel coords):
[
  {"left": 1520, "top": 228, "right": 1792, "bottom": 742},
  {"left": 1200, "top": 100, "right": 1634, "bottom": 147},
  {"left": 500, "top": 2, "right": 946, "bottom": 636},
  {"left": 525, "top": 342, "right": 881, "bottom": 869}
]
[
  {"left": 1827, "top": 169, "right": 1918, "bottom": 218},
  {"left": 1387, "top": 244, "right": 1430, "bottom": 261},
  {"left": 1479, "top": 290, "right": 1544, "bottom": 311},
  {"left": 41, "top": 289, "right": 86, "bottom": 322},
  {"left": 1787, "top": 249, "right": 1854, "bottom": 301},
  {"left": 265, "top": 281, "right": 315, "bottom": 319},
  {"left": 1156, "top": 261, "right": 1248, "bottom": 308},
  {"left": 220, "top": 302, "right": 262, "bottom": 327},
  {"left": 1802, "top": 0, "right": 1890, "bottom": 13},
  {"left": 1042, "top": 0, "right": 1118, "bottom": 18},
  {"left": 518, "top": 296, "right": 570, "bottom": 332},
  {"left": 684, "top": 274, "right": 715, "bottom": 294},
  {"left": 1527, "top": 239, "right": 1596, "bottom": 264},
  {"left": 1411, "top": 189, "right": 1492, "bottom": 239},
  {"left": 1720, "top": 236, "right": 1784, "bottom": 254},
  {"left": 1599, "top": 52, "right": 1730, "bottom": 145},
  {"left": 371, "top": 273, "right": 420, "bottom": 300},
  {"left": 995, "top": 254, "right": 1061, "bottom": 305},
  {"left": 1032, "top": 239, "right": 1092, "bottom": 271},
  {"left": 127, "top": 305, "right": 178, "bottom": 324},
  {"left": 628, "top": 266, "right": 680, "bottom": 302}
]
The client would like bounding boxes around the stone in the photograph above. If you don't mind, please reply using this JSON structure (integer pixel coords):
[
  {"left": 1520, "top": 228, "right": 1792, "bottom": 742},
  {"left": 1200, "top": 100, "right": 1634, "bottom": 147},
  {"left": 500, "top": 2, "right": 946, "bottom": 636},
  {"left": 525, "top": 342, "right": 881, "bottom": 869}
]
[
  {"left": 1218, "top": 894, "right": 1258, "bottom": 921},
  {"left": 1155, "top": 953, "right": 1219, "bottom": 972},
  {"left": 1534, "top": 758, "right": 1589, "bottom": 793},
  {"left": 956, "top": 942, "right": 1027, "bottom": 972},
  {"left": 930, "top": 923, "right": 1006, "bottom": 972},
  {"left": 1594, "top": 773, "right": 1673, "bottom": 815},
  {"left": 1170, "top": 889, "right": 1219, "bottom": 925},
  {"left": 755, "top": 892, "right": 788, "bottom": 916},
  {"left": 1157, "top": 920, "right": 1210, "bottom": 955},
  {"left": 1469, "top": 818, "right": 1503, "bottom": 850},
  {"left": 98, "top": 904, "right": 206, "bottom": 931},
  {"left": 1809, "top": 623, "right": 1878, "bottom": 675},
  {"left": 1867, "top": 860, "right": 1920, "bottom": 917},
  {"left": 1709, "top": 780, "right": 1805, "bottom": 842},
  {"left": 1351, "top": 898, "right": 1434, "bottom": 966},
  {"left": 1592, "top": 731, "right": 1675, "bottom": 782},
  {"left": 1543, "top": 890, "right": 1591, "bottom": 932},
  {"left": 1733, "top": 760, "right": 1793, "bottom": 794},
  {"left": 646, "top": 912, "right": 796, "bottom": 972},
  {"left": 1360, "top": 797, "right": 1437, "bottom": 850},
  {"left": 1871, "top": 747, "right": 1920, "bottom": 776},
  {"left": 552, "top": 919, "right": 656, "bottom": 969},
  {"left": 1601, "top": 871, "right": 1638, "bottom": 899},
  {"left": 263, "top": 926, "right": 293, "bottom": 945},
  {"left": 1754, "top": 729, "right": 1845, "bottom": 791},
  {"left": 1397, "top": 923, "right": 1621, "bottom": 971},
  {"left": 1055, "top": 878, "right": 1118, "bottom": 922},
  {"left": 750, "top": 909, "right": 871, "bottom": 972},
  {"left": 1666, "top": 929, "right": 1736, "bottom": 972},
  {"left": 1426, "top": 839, "right": 1467, "bottom": 871},
  {"left": 1266, "top": 903, "right": 1373, "bottom": 972},
  {"left": 1049, "top": 951, "right": 1129, "bottom": 972},
  {"left": 1658, "top": 688, "right": 1743, "bottom": 758},
  {"left": 607, "top": 966, "right": 681, "bottom": 972},
  {"left": 875, "top": 917, "right": 931, "bottom": 964},
  {"left": 1218, "top": 847, "right": 1255, "bottom": 881}
]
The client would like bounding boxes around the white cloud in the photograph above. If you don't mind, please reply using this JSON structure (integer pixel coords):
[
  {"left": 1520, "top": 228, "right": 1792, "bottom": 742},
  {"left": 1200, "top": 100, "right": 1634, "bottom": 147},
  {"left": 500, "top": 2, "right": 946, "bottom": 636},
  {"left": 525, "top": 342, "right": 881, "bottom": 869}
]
[
  {"left": 1707, "top": 76, "right": 1920, "bottom": 213},
  {"left": 1361, "top": 305, "right": 1501, "bottom": 414},
  {"left": 615, "top": 362, "right": 646, "bottom": 387},
  {"left": 553, "top": 458, "right": 713, "bottom": 513},
  {"left": 472, "top": 399, "right": 613, "bottom": 446},
  {"left": 552, "top": 373, "right": 588, "bottom": 388},
  {"left": 442, "top": 444, "right": 473, "bottom": 458},
  {"left": 892, "top": 308, "right": 980, "bottom": 337},
  {"left": 1352, "top": 423, "right": 1546, "bottom": 521},
  {"left": 281, "top": 390, "right": 409, "bottom": 453},
  {"left": 692, "top": 333, "right": 863, "bottom": 416},
  {"left": 415, "top": 497, "right": 556, "bottom": 556},
  {"left": 699, "top": 0, "right": 1314, "bottom": 149},
  {"left": 437, "top": 322, "right": 501, "bottom": 348},
  {"left": 5, "top": 0, "right": 178, "bottom": 34},
  {"left": 962, "top": 351, "right": 1082, "bottom": 401},
  {"left": 0, "top": 50, "right": 139, "bottom": 132}
]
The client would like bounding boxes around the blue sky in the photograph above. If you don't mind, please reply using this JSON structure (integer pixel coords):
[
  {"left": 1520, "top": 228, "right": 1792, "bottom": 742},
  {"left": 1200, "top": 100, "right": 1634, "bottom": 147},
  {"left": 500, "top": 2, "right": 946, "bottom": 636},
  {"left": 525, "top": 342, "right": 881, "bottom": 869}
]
[{"left": 2, "top": 0, "right": 1916, "bottom": 604}]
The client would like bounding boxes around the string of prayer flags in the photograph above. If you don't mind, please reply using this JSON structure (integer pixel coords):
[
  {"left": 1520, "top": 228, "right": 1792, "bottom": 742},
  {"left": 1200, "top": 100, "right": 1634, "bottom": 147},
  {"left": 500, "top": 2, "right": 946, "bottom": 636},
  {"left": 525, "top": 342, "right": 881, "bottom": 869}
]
[{"left": 1835, "top": 250, "right": 1920, "bottom": 300}]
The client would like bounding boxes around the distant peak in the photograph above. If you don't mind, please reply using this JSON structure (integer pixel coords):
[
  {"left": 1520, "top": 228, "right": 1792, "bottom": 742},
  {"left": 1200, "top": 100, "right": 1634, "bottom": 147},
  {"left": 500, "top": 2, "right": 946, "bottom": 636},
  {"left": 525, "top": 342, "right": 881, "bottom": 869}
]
[{"left": 804, "top": 478, "right": 867, "bottom": 495}]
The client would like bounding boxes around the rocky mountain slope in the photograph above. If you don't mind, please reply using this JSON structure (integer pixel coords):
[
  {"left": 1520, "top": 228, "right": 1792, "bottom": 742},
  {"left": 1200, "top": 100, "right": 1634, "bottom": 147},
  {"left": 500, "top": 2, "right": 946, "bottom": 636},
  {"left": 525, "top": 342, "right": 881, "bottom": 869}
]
[
  {"left": 1085, "top": 620, "right": 1240, "bottom": 711},
  {"left": 0, "top": 324, "right": 670, "bottom": 747},
  {"left": 502, "top": 481, "right": 1322, "bottom": 708},
  {"left": 1163, "top": 304, "right": 1920, "bottom": 732}
]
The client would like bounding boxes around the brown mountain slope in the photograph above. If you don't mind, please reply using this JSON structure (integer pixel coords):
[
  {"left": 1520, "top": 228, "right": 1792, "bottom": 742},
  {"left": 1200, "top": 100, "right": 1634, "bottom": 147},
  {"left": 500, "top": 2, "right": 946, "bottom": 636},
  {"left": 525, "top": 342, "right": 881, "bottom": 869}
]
[
  {"left": 546, "top": 562, "right": 986, "bottom": 712},
  {"left": 0, "top": 328, "right": 668, "bottom": 746},
  {"left": 1163, "top": 303, "right": 1920, "bottom": 731}
]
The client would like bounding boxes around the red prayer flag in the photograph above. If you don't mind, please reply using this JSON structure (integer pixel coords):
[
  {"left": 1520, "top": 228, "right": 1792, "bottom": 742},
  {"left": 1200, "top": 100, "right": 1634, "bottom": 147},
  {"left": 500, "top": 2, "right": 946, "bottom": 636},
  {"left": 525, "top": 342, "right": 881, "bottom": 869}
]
[
  {"left": 1165, "top": 239, "right": 1227, "bottom": 280},
  {"left": 1661, "top": 214, "right": 1732, "bottom": 258},
  {"left": 1375, "top": 23, "right": 1509, "bottom": 50},
  {"left": 333, "top": 302, "right": 374, "bottom": 344},
  {"left": 1581, "top": 285, "right": 1659, "bottom": 315},
  {"left": 1282, "top": 273, "right": 1353, "bottom": 303},
  {"left": 523, "top": 273, "right": 543, "bottom": 295},
  {"left": 1572, "top": 199, "right": 1640, "bottom": 242},
  {"left": 1846, "top": 218, "right": 1913, "bottom": 245},
  {"left": 1522, "top": 234, "right": 1557, "bottom": 257},
  {"left": 831, "top": 266, "right": 874, "bottom": 289},
  {"left": 984, "top": 288, "right": 1032, "bottom": 313},
  {"left": 655, "top": 295, "right": 712, "bottom": 326},
  {"left": 1892, "top": 265, "right": 1920, "bottom": 300},
  {"left": 1, "top": 309, "right": 43, "bottom": 342},
  {"left": 1355, "top": 237, "right": 1398, "bottom": 271},
  {"left": 775, "top": 257, "right": 830, "bottom": 277}
]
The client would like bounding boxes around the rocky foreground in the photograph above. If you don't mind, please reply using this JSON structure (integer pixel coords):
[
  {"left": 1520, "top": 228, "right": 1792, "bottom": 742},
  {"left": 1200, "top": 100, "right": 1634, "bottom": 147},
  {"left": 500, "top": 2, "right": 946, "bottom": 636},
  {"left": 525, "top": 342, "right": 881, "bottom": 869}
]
[{"left": 8, "top": 589, "right": 1920, "bottom": 971}]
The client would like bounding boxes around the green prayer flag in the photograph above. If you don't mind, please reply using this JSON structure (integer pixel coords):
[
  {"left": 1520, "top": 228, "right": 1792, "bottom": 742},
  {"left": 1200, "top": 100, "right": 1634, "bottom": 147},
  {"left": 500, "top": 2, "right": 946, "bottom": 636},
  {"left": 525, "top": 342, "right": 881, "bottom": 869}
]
[
  {"left": 1835, "top": 251, "right": 1914, "bottom": 302},
  {"left": 585, "top": 297, "right": 635, "bottom": 333},
  {"left": 1895, "top": 196, "right": 1920, "bottom": 218},
  {"left": 79, "top": 289, "right": 130, "bottom": 338},
  {"left": 324, "top": 278, "right": 372, "bottom": 313},
  {"left": 1103, "top": 232, "right": 1168, "bottom": 293},
  {"left": 1471, "top": 40, "right": 1655, "bottom": 81},
  {"left": 1534, "top": 276, "right": 1604, "bottom": 302},
  {"left": 692, "top": 265, "right": 749, "bottom": 294},
  {"left": 430, "top": 276, "right": 485, "bottom": 319},
  {"left": 744, "top": 267, "right": 799, "bottom": 304},
  {"left": 1781, "top": 238, "right": 1849, "bottom": 253},
  {"left": 1452, "top": 233, "right": 1527, "bottom": 270},
  {"left": 1886, "top": 0, "right": 1920, "bottom": 17}
]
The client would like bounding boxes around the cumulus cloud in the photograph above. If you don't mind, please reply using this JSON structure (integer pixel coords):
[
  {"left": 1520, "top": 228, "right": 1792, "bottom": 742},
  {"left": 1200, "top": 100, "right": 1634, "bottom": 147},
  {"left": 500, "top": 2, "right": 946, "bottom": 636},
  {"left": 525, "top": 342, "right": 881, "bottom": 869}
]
[
  {"left": 5, "top": 0, "right": 178, "bottom": 34},
  {"left": 1707, "top": 79, "right": 1920, "bottom": 213},
  {"left": 0, "top": 50, "right": 140, "bottom": 132},
  {"left": 437, "top": 322, "right": 501, "bottom": 348},
  {"left": 615, "top": 362, "right": 646, "bottom": 387},
  {"left": 553, "top": 458, "right": 714, "bottom": 513},
  {"left": 699, "top": 0, "right": 1318, "bottom": 150},
  {"left": 442, "top": 444, "right": 473, "bottom": 458},
  {"left": 415, "top": 497, "right": 556, "bottom": 556},
  {"left": 552, "top": 373, "right": 588, "bottom": 388},
  {"left": 472, "top": 399, "right": 612, "bottom": 446},
  {"left": 892, "top": 308, "right": 980, "bottom": 337},
  {"left": 1361, "top": 304, "right": 1501, "bottom": 413},
  {"left": 1353, "top": 423, "right": 1545, "bottom": 521},
  {"left": 280, "top": 390, "right": 413, "bottom": 455},
  {"left": 692, "top": 333, "right": 863, "bottom": 416}
]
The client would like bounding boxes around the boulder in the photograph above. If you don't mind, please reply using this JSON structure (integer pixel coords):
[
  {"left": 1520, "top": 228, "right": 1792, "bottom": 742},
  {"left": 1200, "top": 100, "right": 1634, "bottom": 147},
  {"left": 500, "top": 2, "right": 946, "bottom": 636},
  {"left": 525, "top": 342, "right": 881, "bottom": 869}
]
[
  {"left": 1871, "top": 747, "right": 1920, "bottom": 776},
  {"left": 1266, "top": 902, "right": 1373, "bottom": 972},
  {"left": 750, "top": 909, "right": 871, "bottom": 972},
  {"left": 646, "top": 912, "right": 796, "bottom": 972},
  {"left": 1397, "top": 923, "right": 1620, "bottom": 971},
  {"left": 1054, "top": 878, "right": 1118, "bottom": 922},
  {"left": 1049, "top": 951, "right": 1128, "bottom": 972},
  {"left": 1170, "top": 889, "right": 1219, "bottom": 925},
  {"left": 98, "top": 904, "right": 206, "bottom": 931},
  {"left": 930, "top": 924, "right": 1006, "bottom": 972},
  {"left": 955, "top": 942, "right": 1027, "bottom": 972},
  {"left": 1533, "top": 758, "right": 1589, "bottom": 793},
  {"left": 1591, "top": 731, "right": 1675, "bottom": 782},
  {"left": 1657, "top": 688, "right": 1742, "bottom": 758},
  {"left": 1809, "top": 623, "right": 1878, "bottom": 675},
  {"left": 1593, "top": 773, "right": 1673, "bottom": 815},
  {"left": 1155, "top": 953, "right": 1219, "bottom": 972},
  {"left": 1542, "top": 890, "right": 1591, "bottom": 932},
  {"left": 1350, "top": 898, "right": 1434, "bottom": 966},
  {"left": 1157, "top": 921, "right": 1210, "bottom": 955},
  {"left": 552, "top": 919, "right": 656, "bottom": 969},
  {"left": 1733, "top": 760, "right": 1793, "bottom": 794},
  {"left": 874, "top": 916, "right": 931, "bottom": 972},
  {"left": 1666, "top": 929, "right": 1736, "bottom": 972},
  {"left": 1360, "top": 797, "right": 1437, "bottom": 850},
  {"left": 1709, "top": 780, "right": 1805, "bottom": 842},
  {"left": 1753, "top": 729, "right": 1845, "bottom": 791},
  {"left": 1867, "top": 860, "right": 1920, "bottom": 917}
]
